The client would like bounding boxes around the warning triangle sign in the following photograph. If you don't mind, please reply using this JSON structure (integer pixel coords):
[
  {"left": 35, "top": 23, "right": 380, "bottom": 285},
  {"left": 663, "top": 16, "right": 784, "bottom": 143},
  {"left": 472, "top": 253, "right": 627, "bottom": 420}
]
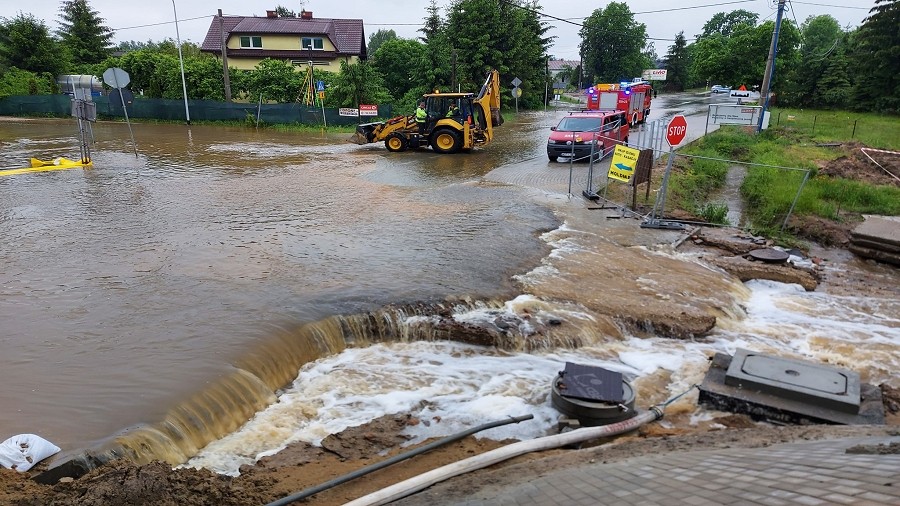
[{"left": 738, "top": 85, "right": 747, "bottom": 91}]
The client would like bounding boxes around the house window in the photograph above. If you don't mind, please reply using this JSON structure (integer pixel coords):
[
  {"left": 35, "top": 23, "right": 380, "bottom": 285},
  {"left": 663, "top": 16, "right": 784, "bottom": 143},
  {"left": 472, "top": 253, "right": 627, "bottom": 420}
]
[
  {"left": 301, "top": 37, "right": 324, "bottom": 50},
  {"left": 239, "top": 36, "right": 262, "bottom": 48}
]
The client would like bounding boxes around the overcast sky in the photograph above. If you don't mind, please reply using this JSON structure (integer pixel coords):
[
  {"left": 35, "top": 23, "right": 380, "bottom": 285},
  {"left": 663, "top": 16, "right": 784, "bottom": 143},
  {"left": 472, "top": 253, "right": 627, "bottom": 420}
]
[{"left": 12, "top": 0, "right": 876, "bottom": 61}]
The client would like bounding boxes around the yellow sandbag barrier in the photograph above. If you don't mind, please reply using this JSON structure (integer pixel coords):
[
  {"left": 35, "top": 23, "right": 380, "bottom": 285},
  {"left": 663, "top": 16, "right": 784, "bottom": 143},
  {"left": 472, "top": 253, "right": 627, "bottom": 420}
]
[{"left": 0, "top": 157, "right": 92, "bottom": 177}]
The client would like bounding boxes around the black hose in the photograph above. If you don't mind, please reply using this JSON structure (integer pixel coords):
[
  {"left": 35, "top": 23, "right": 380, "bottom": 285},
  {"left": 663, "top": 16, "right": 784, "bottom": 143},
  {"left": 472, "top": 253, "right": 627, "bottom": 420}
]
[{"left": 264, "top": 413, "right": 534, "bottom": 506}]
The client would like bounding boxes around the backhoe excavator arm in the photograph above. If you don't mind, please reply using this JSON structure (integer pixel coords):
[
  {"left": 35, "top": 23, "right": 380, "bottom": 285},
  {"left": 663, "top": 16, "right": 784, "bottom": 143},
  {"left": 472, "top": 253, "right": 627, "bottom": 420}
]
[{"left": 473, "top": 69, "right": 503, "bottom": 144}]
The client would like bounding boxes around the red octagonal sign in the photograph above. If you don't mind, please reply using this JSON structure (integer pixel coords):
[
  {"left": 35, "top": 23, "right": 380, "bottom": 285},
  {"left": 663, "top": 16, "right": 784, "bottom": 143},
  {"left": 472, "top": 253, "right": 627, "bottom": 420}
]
[{"left": 666, "top": 114, "right": 688, "bottom": 147}]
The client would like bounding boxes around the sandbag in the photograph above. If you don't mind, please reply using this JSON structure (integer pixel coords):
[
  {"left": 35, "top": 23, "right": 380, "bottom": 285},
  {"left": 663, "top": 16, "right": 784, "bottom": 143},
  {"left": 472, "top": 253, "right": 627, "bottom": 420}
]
[{"left": 0, "top": 434, "right": 61, "bottom": 472}]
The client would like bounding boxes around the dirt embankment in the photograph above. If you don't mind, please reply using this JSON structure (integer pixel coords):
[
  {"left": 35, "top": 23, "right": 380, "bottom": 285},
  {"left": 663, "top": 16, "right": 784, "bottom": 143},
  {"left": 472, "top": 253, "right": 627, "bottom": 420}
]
[{"left": 2, "top": 388, "right": 898, "bottom": 506}]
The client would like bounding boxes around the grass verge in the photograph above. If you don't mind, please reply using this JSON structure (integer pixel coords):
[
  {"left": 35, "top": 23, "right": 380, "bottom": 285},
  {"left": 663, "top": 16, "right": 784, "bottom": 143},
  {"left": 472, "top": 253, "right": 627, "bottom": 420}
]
[{"left": 669, "top": 113, "right": 900, "bottom": 244}]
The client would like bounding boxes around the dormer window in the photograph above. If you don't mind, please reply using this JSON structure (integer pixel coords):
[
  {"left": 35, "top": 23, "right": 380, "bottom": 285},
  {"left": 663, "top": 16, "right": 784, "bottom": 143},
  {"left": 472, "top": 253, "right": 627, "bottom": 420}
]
[
  {"left": 301, "top": 37, "right": 324, "bottom": 50},
  {"left": 240, "top": 36, "right": 262, "bottom": 48}
]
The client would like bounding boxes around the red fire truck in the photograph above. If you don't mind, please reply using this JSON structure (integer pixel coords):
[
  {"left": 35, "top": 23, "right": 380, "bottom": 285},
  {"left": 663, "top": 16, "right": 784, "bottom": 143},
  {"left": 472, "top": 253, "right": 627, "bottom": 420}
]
[{"left": 585, "top": 79, "right": 653, "bottom": 127}]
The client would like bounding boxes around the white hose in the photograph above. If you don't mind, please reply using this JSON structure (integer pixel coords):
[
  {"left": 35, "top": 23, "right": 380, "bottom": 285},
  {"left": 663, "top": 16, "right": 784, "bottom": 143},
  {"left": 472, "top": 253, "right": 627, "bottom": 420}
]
[{"left": 343, "top": 407, "right": 663, "bottom": 506}]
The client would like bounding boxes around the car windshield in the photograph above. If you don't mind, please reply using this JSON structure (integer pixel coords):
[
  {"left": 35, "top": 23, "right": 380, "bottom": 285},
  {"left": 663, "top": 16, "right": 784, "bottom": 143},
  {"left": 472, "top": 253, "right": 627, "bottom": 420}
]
[{"left": 555, "top": 117, "right": 602, "bottom": 132}]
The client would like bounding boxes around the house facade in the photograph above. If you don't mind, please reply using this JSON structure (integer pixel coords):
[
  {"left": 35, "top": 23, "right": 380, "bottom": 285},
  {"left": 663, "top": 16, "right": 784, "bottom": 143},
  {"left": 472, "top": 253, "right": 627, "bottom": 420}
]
[
  {"left": 548, "top": 59, "right": 580, "bottom": 87},
  {"left": 200, "top": 10, "right": 366, "bottom": 72}
]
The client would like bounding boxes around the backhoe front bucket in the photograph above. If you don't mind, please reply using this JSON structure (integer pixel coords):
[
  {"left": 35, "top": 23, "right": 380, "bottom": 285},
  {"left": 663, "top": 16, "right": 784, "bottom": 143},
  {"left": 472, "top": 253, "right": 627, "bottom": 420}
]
[{"left": 349, "top": 122, "right": 380, "bottom": 145}]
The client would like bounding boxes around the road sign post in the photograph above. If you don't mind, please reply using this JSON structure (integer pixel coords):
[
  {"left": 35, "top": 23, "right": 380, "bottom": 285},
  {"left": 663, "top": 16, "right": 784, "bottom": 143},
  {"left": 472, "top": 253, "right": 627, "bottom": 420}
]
[
  {"left": 642, "top": 115, "right": 688, "bottom": 230},
  {"left": 511, "top": 77, "right": 522, "bottom": 114},
  {"left": 103, "top": 67, "right": 138, "bottom": 157}
]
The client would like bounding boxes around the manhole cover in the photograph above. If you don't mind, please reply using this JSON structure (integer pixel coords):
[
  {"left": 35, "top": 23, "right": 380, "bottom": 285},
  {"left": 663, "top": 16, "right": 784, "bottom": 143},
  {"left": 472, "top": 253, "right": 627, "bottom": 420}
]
[{"left": 748, "top": 248, "right": 790, "bottom": 263}]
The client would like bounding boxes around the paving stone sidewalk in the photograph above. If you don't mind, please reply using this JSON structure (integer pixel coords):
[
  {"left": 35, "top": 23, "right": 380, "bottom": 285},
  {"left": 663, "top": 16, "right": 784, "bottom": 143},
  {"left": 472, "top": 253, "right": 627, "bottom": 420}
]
[{"left": 395, "top": 436, "right": 900, "bottom": 506}]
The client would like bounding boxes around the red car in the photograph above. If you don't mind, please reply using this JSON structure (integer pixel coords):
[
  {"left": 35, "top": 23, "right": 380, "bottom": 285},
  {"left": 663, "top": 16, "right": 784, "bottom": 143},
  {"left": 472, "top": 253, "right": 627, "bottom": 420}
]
[{"left": 547, "top": 110, "right": 630, "bottom": 162}]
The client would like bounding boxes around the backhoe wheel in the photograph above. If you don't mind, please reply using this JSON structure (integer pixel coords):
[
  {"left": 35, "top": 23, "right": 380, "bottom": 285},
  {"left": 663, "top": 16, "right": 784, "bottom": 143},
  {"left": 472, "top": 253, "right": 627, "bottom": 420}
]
[
  {"left": 385, "top": 133, "right": 408, "bottom": 152},
  {"left": 430, "top": 128, "right": 462, "bottom": 154}
]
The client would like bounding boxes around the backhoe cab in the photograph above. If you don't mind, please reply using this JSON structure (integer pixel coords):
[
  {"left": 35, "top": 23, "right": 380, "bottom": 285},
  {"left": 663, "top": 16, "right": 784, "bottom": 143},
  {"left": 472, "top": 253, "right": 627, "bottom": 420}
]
[{"left": 351, "top": 70, "right": 502, "bottom": 154}]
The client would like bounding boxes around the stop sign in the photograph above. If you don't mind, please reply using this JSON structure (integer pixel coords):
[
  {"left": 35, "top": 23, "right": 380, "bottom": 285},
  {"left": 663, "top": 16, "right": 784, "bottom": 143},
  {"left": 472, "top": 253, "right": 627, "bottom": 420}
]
[{"left": 666, "top": 115, "right": 688, "bottom": 147}]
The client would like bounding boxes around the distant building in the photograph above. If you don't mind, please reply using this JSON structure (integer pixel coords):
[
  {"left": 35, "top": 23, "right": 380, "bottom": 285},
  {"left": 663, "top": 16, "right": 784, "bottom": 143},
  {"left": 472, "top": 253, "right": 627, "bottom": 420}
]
[
  {"left": 548, "top": 59, "right": 580, "bottom": 86},
  {"left": 200, "top": 10, "right": 366, "bottom": 72}
]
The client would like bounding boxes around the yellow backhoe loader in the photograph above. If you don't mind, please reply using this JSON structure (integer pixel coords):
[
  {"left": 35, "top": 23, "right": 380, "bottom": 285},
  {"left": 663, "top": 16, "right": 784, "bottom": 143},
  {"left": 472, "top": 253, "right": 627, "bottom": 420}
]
[{"left": 350, "top": 70, "right": 503, "bottom": 153}]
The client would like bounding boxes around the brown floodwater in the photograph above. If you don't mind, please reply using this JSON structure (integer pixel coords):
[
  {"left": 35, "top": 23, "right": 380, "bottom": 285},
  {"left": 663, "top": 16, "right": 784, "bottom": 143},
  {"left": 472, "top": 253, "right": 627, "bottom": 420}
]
[
  {"left": 4, "top": 95, "right": 895, "bottom": 471},
  {"left": 0, "top": 115, "right": 560, "bottom": 454}
]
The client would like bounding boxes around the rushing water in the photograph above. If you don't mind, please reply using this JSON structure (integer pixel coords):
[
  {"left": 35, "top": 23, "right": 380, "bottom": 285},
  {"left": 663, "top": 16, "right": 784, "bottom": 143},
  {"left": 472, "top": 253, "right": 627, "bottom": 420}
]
[{"left": 1, "top": 102, "right": 897, "bottom": 474}]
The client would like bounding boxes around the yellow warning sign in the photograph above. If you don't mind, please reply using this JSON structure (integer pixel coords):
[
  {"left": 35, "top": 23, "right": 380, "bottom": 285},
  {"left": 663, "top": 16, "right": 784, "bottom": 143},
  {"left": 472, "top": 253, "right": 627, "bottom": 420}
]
[
  {"left": 607, "top": 144, "right": 640, "bottom": 183},
  {"left": 318, "top": 91, "right": 326, "bottom": 99}
]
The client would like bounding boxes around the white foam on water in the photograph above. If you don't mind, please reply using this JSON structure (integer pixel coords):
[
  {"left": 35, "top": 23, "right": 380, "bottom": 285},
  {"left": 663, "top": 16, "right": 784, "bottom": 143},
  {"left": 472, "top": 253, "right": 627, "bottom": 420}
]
[
  {"left": 186, "top": 340, "right": 675, "bottom": 476},
  {"left": 187, "top": 279, "right": 899, "bottom": 476}
]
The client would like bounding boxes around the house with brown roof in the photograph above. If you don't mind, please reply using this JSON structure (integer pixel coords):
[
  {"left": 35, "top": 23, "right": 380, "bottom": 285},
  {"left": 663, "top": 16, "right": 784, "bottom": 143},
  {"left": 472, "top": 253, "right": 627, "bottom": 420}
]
[{"left": 200, "top": 10, "right": 366, "bottom": 72}]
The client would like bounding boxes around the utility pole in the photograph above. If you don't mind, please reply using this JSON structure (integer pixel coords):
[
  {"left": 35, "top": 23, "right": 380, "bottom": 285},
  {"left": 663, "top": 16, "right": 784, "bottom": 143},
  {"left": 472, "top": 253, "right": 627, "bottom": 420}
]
[
  {"left": 219, "top": 9, "right": 232, "bottom": 102},
  {"left": 173, "top": 0, "right": 190, "bottom": 124},
  {"left": 757, "top": 0, "right": 786, "bottom": 132}
]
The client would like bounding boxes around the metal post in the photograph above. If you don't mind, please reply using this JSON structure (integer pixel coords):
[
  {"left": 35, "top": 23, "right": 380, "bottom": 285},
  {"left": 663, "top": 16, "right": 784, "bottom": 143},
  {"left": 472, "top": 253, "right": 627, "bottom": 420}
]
[
  {"left": 112, "top": 73, "right": 138, "bottom": 158},
  {"left": 256, "top": 93, "right": 262, "bottom": 128},
  {"left": 172, "top": 1, "right": 190, "bottom": 125},
  {"left": 757, "top": 0, "right": 786, "bottom": 132},
  {"left": 852, "top": 119, "right": 857, "bottom": 138},
  {"left": 583, "top": 134, "right": 597, "bottom": 198},
  {"left": 812, "top": 115, "right": 817, "bottom": 135},
  {"left": 567, "top": 139, "right": 576, "bottom": 196},
  {"left": 219, "top": 9, "right": 232, "bottom": 102},
  {"left": 641, "top": 146, "right": 684, "bottom": 230},
  {"left": 781, "top": 170, "right": 810, "bottom": 232},
  {"left": 705, "top": 105, "right": 712, "bottom": 135},
  {"left": 544, "top": 58, "right": 549, "bottom": 111}
]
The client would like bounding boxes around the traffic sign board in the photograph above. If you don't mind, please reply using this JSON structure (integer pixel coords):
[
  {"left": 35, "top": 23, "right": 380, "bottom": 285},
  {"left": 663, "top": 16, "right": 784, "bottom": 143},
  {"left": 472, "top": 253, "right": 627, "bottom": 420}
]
[
  {"left": 666, "top": 115, "right": 687, "bottom": 146},
  {"left": 102, "top": 67, "right": 130, "bottom": 88},
  {"left": 511, "top": 77, "right": 522, "bottom": 87}
]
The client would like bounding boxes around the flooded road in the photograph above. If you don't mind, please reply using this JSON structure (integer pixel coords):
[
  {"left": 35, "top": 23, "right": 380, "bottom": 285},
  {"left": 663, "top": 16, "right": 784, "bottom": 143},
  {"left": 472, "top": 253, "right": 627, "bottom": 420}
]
[
  {"left": 2, "top": 92, "right": 896, "bottom": 471},
  {"left": 1, "top": 116, "right": 559, "bottom": 451}
]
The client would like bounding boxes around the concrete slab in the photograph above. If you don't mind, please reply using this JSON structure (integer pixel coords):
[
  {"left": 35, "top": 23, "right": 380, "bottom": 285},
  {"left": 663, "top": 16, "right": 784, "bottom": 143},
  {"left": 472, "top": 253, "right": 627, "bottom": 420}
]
[
  {"left": 699, "top": 352, "right": 884, "bottom": 425},
  {"left": 853, "top": 216, "right": 900, "bottom": 247},
  {"left": 724, "top": 348, "right": 860, "bottom": 414}
]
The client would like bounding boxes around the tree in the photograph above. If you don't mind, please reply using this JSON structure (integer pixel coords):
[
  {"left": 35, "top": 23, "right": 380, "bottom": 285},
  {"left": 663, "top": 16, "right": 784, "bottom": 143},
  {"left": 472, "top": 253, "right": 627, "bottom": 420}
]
[
  {"left": 274, "top": 5, "right": 296, "bottom": 17},
  {"left": 239, "top": 58, "right": 302, "bottom": 103},
  {"left": 812, "top": 50, "right": 852, "bottom": 108},
  {"left": 0, "top": 67, "right": 57, "bottom": 98},
  {"left": 368, "top": 29, "right": 397, "bottom": 56},
  {"left": 688, "top": 34, "right": 728, "bottom": 86},
  {"left": 57, "top": 0, "right": 114, "bottom": 66},
  {"left": 444, "top": 0, "right": 551, "bottom": 108},
  {"left": 371, "top": 38, "right": 425, "bottom": 100},
  {"left": 698, "top": 10, "right": 759, "bottom": 38},
  {"left": 328, "top": 60, "right": 391, "bottom": 107},
  {"left": 0, "top": 13, "right": 69, "bottom": 76},
  {"left": 580, "top": 2, "right": 647, "bottom": 83},
  {"left": 418, "top": 0, "right": 452, "bottom": 91},
  {"left": 664, "top": 32, "right": 689, "bottom": 91},
  {"left": 852, "top": 0, "right": 899, "bottom": 112},
  {"left": 781, "top": 15, "right": 844, "bottom": 107},
  {"left": 688, "top": 16, "right": 800, "bottom": 93}
]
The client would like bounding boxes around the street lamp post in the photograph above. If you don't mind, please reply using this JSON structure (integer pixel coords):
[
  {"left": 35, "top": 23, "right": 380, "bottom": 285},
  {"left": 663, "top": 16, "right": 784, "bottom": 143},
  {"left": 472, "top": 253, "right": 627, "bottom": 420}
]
[{"left": 172, "top": 0, "right": 191, "bottom": 125}]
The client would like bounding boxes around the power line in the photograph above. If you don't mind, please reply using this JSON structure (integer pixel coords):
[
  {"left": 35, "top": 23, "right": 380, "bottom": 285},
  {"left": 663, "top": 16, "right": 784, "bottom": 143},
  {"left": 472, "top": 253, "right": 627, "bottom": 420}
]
[
  {"left": 566, "top": 0, "right": 760, "bottom": 19},
  {"left": 113, "top": 14, "right": 212, "bottom": 32},
  {"left": 789, "top": 1, "right": 870, "bottom": 9}
]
